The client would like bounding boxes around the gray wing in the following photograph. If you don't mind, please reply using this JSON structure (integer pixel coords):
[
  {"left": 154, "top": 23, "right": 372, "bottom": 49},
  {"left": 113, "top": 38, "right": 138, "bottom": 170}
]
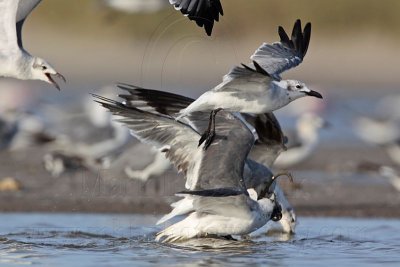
[
  {"left": 92, "top": 94, "right": 200, "bottom": 181},
  {"left": 242, "top": 113, "right": 286, "bottom": 168},
  {"left": 170, "top": 0, "right": 223, "bottom": 36},
  {"left": 214, "top": 63, "right": 274, "bottom": 93},
  {"left": 0, "top": 0, "right": 19, "bottom": 53},
  {"left": 16, "top": 0, "right": 41, "bottom": 48},
  {"left": 189, "top": 111, "right": 255, "bottom": 191},
  {"left": 94, "top": 94, "right": 254, "bottom": 192},
  {"left": 250, "top": 19, "right": 311, "bottom": 80}
]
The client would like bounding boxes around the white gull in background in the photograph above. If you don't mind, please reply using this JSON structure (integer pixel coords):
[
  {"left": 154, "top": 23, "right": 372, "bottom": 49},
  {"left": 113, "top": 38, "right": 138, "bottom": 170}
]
[
  {"left": 274, "top": 113, "right": 328, "bottom": 169},
  {"left": 0, "top": 0, "right": 65, "bottom": 89},
  {"left": 43, "top": 88, "right": 131, "bottom": 177},
  {"left": 94, "top": 94, "right": 290, "bottom": 242},
  {"left": 353, "top": 95, "right": 400, "bottom": 166},
  {"left": 96, "top": 86, "right": 298, "bottom": 234}
]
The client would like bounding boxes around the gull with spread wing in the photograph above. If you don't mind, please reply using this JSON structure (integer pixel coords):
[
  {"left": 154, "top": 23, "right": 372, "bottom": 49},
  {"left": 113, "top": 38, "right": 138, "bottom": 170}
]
[
  {"left": 118, "top": 85, "right": 297, "bottom": 233},
  {"left": 0, "top": 0, "right": 65, "bottom": 89},
  {"left": 122, "top": 20, "right": 321, "bottom": 149},
  {"left": 93, "top": 94, "right": 290, "bottom": 242}
]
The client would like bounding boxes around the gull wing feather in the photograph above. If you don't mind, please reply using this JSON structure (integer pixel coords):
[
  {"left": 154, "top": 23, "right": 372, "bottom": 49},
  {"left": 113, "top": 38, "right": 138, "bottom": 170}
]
[
  {"left": 0, "top": 0, "right": 19, "bottom": 53},
  {"left": 250, "top": 19, "right": 311, "bottom": 79},
  {"left": 93, "top": 94, "right": 254, "bottom": 192},
  {"left": 242, "top": 113, "right": 286, "bottom": 168},
  {"left": 214, "top": 64, "right": 274, "bottom": 93},
  {"left": 16, "top": 0, "right": 41, "bottom": 48},
  {"left": 170, "top": 0, "right": 223, "bottom": 36}
]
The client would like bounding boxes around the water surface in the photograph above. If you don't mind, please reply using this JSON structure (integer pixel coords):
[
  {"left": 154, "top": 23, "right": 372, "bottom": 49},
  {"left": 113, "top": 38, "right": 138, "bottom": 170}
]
[{"left": 0, "top": 214, "right": 399, "bottom": 266}]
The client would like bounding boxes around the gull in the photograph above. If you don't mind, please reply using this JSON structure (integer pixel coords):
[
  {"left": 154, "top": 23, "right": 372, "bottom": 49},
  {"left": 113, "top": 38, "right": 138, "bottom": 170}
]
[
  {"left": 274, "top": 113, "right": 328, "bottom": 168},
  {"left": 0, "top": 0, "right": 65, "bottom": 89},
  {"left": 124, "top": 20, "right": 321, "bottom": 149},
  {"left": 43, "top": 91, "right": 131, "bottom": 177},
  {"left": 93, "top": 94, "right": 290, "bottom": 242},
  {"left": 170, "top": 0, "right": 223, "bottom": 36},
  {"left": 354, "top": 116, "right": 400, "bottom": 166},
  {"left": 116, "top": 84, "right": 298, "bottom": 233}
]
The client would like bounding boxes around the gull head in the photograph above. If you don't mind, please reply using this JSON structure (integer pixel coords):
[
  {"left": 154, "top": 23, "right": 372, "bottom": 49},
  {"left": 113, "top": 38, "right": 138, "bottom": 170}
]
[
  {"left": 31, "top": 57, "right": 66, "bottom": 90},
  {"left": 279, "top": 207, "right": 297, "bottom": 234},
  {"left": 257, "top": 193, "right": 282, "bottom": 221},
  {"left": 284, "top": 80, "right": 322, "bottom": 100}
]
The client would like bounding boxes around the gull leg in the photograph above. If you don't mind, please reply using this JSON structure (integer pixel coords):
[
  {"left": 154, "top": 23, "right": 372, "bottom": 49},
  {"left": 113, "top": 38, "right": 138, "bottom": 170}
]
[{"left": 198, "top": 108, "right": 223, "bottom": 150}]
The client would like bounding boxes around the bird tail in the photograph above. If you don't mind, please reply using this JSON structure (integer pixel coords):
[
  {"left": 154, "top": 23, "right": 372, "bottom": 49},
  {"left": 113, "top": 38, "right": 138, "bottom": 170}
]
[
  {"left": 155, "top": 213, "right": 199, "bottom": 243},
  {"left": 156, "top": 196, "right": 194, "bottom": 225}
]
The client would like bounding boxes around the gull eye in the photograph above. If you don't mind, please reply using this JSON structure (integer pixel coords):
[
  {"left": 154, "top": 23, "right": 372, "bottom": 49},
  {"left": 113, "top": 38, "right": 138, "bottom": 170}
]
[
  {"left": 42, "top": 65, "right": 47, "bottom": 70},
  {"left": 295, "top": 84, "right": 302, "bottom": 89}
]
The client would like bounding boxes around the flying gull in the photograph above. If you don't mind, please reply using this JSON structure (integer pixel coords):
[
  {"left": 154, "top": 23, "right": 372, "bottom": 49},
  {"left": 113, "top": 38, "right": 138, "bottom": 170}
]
[
  {"left": 0, "top": 0, "right": 65, "bottom": 89},
  {"left": 93, "top": 94, "right": 291, "bottom": 242},
  {"left": 122, "top": 20, "right": 321, "bottom": 149},
  {"left": 170, "top": 0, "right": 223, "bottom": 36}
]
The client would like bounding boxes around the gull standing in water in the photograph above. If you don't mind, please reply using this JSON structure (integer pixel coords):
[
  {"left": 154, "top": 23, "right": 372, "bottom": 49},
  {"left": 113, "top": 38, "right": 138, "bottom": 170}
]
[
  {"left": 93, "top": 94, "right": 289, "bottom": 242},
  {"left": 0, "top": 0, "right": 65, "bottom": 89},
  {"left": 114, "top": 84, "right": 298, "bottom": 233}
]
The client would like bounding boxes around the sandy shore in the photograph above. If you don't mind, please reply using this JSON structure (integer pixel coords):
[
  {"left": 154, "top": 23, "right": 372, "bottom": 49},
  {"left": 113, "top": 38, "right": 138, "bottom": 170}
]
[{"left": 1, "top": 144, "right": 399, "bottom": 218}]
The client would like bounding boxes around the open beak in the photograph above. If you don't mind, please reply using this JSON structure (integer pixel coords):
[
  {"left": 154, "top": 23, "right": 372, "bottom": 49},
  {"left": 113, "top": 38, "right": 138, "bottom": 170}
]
[
  {"left": 304, "top": 90, "right": 323, "bottom": 99},
  {"left": 271, "top": 203, "right": 282, "bottom": 221},
  {"left": 45, "top": 72, "right": 66, "bottom": 90}
]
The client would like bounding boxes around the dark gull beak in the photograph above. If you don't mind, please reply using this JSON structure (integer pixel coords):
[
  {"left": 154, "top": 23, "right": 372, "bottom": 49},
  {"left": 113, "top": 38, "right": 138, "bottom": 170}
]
[
  {"left": 45, "top": 72, "right": 66, "bottom": 91},
  {"left": 305, "top": 90, "right": 323, "bottom": 99}
]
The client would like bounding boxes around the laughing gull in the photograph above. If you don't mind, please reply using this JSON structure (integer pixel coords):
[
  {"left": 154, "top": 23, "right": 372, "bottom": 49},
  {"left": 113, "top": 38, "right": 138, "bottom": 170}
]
[
  {"left": 93, "top": 94, "right": 291, "bottom": 242},
  {"left": 0, "top": 0, "right": 65, "bottom": 89},
  {"left": 115, "top": 84, "right": 298, "bottom": 233},
  {"left": 170, "top": 0, "right": 223, "bottom": 36},
  {"left": 274, "top": 113, "right": 327, "bottom": 168},
  {"left": 123, "top": 20, "right": 321, "bottom": 149}
]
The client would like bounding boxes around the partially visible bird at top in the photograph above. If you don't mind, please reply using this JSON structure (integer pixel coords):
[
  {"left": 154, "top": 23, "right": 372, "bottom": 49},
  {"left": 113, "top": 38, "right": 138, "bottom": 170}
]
[
  {"left": 0, "top": 0, "right": 65, "bottom": 90},
  {"left": 169, "top": 0, "right": 223, "bottom": 36}
]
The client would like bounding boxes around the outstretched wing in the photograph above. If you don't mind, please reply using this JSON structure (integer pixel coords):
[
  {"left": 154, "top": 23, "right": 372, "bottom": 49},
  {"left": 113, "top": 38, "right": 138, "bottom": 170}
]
[
  {"left": 250, "top": 19, "right": 311, "bottom": 80},
  {"left": 94, "top": 94, "right": 254, "bottom": 192},
  {"left": 0, "top": 0, "right": 19, "bottom": 53},
  {"left": 16, "top": 0, "right": 41, "bottom": 48},
  {"left": 170, "top": 0, "right": 223, "bottom": 36}
]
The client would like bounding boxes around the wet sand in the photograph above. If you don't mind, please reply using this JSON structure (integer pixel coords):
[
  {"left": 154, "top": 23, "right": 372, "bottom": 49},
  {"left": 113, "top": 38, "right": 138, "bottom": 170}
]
[{"left": 1, "top": 145, "right": 399, "bottom": 218}]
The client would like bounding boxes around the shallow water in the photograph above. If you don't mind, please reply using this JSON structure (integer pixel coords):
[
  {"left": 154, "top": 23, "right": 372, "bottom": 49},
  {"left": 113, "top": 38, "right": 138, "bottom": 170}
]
[{"left": 0, "top": 214, "right": 399, "bottom": 266}]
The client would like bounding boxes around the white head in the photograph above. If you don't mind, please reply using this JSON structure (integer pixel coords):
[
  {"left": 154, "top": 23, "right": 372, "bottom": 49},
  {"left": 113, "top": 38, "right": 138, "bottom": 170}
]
[
  {"left": 280, "top": 80, "right": 323, "bottom": 101},
  {"left": 30, "top": 57, "right": 66, "bottom": 90}
]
